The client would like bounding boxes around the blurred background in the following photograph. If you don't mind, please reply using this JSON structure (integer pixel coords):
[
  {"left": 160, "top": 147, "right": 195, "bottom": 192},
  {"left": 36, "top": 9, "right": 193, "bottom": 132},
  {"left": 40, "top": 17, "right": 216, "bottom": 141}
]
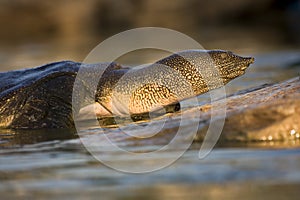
[{"left": 0, "top": 0, "right": 299, "bottom": 70}]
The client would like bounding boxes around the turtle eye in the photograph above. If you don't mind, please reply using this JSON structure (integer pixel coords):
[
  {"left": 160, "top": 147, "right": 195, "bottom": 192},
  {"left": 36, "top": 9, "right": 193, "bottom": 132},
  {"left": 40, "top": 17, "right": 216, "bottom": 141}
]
[{"left": 220, "top": 52, "right": 228, "bottom": 59}]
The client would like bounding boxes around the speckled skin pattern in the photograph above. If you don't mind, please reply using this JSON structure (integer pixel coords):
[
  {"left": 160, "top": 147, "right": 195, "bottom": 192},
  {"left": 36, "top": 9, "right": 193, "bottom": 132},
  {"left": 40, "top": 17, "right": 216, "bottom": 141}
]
[
  {"left": 95, "top": 50, "right": 254, "bottom": 115},
  {"left": 0, "top": 50, "right": 254, "bottom": 129}
]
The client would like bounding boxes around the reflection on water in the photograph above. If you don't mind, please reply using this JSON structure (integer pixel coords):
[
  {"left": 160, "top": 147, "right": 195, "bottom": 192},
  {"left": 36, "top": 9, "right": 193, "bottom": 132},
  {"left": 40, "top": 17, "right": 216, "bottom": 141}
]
[
  {"left": 0, "top": 128, "right": 77, "bottom": 148},
  {"left": 1, "top": 139, "right": 300, "bottom": 199}
]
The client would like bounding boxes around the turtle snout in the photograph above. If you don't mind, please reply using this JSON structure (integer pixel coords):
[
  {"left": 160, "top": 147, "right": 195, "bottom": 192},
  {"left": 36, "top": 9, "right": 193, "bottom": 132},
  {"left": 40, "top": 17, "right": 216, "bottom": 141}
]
[
  {"left": 246, "top": 57, "right": 255, "bottom": 64},
  {"left": 239, "top": 56, "right": 254, "bottom": 70}
]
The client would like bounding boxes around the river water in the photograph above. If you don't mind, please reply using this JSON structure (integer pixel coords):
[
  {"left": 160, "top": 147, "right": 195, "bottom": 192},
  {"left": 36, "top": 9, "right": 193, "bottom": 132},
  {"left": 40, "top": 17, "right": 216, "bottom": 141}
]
[{"left": 0, "top": 45, "right": 300, "bottom": 199}]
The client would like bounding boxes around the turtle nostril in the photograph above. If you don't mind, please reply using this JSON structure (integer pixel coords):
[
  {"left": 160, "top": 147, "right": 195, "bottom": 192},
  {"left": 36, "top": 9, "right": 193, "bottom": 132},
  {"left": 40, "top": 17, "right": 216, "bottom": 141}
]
[
  {"left": 243, "top": 57, "right": 255, "bottom": 64},
  {"left": 220, "top": 53, "right": 228, "bottom": 59},
  {"left": 249, "top": 57, "right": 255, "bottom": 64}
]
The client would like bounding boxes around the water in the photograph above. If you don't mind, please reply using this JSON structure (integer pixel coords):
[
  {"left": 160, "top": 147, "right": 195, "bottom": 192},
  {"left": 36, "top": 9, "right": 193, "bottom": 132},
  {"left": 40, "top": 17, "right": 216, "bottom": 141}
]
[
  {"left": 1, "top": 141, "right": 300, "bottom": 199},
  {"left": 0, "top": 46, "right": 300, "bottom": 199}
]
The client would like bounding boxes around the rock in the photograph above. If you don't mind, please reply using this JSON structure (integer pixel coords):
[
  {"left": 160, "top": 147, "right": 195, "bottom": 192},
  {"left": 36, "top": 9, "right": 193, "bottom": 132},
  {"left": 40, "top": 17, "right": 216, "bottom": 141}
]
[{"left": 195, "top": 77, "right": 300, "bottom": 142}]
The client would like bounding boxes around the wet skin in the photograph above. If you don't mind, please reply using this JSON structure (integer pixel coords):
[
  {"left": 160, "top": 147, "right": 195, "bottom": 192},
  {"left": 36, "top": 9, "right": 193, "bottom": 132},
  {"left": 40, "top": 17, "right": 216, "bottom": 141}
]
[{"left": 0, "top": 50, "right": 254, "bottom": 129}]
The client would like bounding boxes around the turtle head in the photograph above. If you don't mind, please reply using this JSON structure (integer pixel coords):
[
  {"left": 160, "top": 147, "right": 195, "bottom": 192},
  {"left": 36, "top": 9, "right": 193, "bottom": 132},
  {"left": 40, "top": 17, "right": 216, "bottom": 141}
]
[{"left": 207, "top": 50, "right": 254, "bottom": 83}]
